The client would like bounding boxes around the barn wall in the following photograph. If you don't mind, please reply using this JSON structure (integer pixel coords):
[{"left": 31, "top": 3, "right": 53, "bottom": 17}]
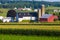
[
  {"left": 23, "top": 17, "right": 36, "bottom": 20},
  {"left": 18, "top": 16, "right": 36, "bottom": 22},
  {"left": 18, "top": 18, "right": 23, "bottom": 22},
  {"left": 40, "top": 18, "right": 47, "bottom": 22},
  {"left": 48, "top": 15, "right": 54, "bottom": 22}
]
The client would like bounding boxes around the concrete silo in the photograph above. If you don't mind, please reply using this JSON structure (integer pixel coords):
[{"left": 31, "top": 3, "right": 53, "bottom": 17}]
[
  {"left": 38, "top": 9, "right": 41, "bottom": 20},
  {"left": 38, "top": 4, "right": 45, "bottom": 21},
  {"left": 41, "top": 4, "right": 45, "bottom": 16}
]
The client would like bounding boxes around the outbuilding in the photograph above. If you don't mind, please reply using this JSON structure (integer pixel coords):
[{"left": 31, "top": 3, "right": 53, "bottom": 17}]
[{"left": 40, "top": 14, "right": 57, "bottom": 22}]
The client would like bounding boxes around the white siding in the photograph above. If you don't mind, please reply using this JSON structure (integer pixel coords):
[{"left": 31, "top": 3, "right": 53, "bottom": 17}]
[
  {"left": 18, "top": 18, "right": 23, "bottom": 22},
  {"left": 18, "top": 17, "right": 36, "bottom": 22},
  {"left": 23, "top": 17, "right": 31, "bottom": 20},
  {"left": 2, "top": 17, "right": 11, "bottom": 22},
  {"left": 32, "top": 17, "right": 36, "bottom": 20}
]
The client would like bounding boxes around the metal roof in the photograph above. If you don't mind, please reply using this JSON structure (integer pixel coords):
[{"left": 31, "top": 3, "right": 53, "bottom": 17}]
[
  {"left": 41, "top": 14, "right": 52, "bottom": 18},
  {"left": 18, "top": 12, "right": 38, "bottom": 18}
]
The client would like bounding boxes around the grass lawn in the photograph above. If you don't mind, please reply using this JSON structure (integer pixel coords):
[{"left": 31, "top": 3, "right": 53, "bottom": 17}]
[
  {"left": 0, "top": 8, "right": 10, "bottom": 17},
  {"left": 46, "top": 6, "right": 60, "bottom": 10},
  {"left": 0, "top": 34, "right": 60, "bottom": 40}
]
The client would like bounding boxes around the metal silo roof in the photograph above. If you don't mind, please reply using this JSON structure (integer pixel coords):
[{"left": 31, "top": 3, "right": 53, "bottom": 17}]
[{"left": 41, "top": 14, "right": 52, "bottom": 18}]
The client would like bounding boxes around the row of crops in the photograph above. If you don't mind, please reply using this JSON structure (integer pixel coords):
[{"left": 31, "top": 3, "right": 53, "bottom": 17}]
[{"left": 1, "top": 29, "right": 60, "bottom": 36}]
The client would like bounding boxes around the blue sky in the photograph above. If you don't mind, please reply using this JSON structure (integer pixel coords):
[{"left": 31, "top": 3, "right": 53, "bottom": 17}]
[
  {"left": 1, "top": 0, "right": 60, "bottom": 2},
  {"left": 34, "top": 0, "right": 60, "bottom": 2},
  {"left": 27, "top": 0, "right": 60, "bottom": 2},
  {"left": 43, "top": 0, "right": 60, "bottom": 2}
]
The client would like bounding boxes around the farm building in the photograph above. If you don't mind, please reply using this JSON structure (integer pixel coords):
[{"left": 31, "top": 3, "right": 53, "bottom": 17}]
[
  {"left": 2, "top": 17, "right": 11, "bottom": 22},
  {"left": 17, "top": 12, "right": 38, "bottom": 22},
  {"left": 6, "top": 10, "right": 38, "bottom": 22},
  {"left": 6, "top": 4, "right": 58, "bottom": 22},
  {"left": 40, "top": 14, "right": 58, "bottom": 22},
  {"left": 7, "top": 10, "right": 16, "bottom": 22}
]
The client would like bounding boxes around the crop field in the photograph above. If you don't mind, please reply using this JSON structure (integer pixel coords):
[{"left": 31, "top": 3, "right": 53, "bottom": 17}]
[
  {"left": 0, "top": 25, "right": 60, "bottom": 30},
  {"left": 0, "top": 8, "right": 60, "bottom": 40},
  {"left": 0, "top": 24, "right": 60, "bottom": 40},
  {"left": 0, "top": 8, "right": 10, "bottom": 17},
  {"left": 0, "top": 34, "right": 60, "bottom": 40}
]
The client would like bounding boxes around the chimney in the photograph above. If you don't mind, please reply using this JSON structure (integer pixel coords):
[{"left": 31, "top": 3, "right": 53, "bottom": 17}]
[{"left": 41, "top": 4, "right": 45, "bottom": 16}]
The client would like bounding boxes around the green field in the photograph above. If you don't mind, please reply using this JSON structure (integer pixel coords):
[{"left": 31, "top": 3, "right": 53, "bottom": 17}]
[
  {"left": 0, "top": 25, "right": 60, "bottom": 30},
  {"left": 0, "top": 24, "right": 60, "bottom": 40},
  {"left": 0, "top": 8, "right": 60, "bottom": 40},
  {"left": 0, "top": 8, "right": 10, "bottom": 17},
  {"left": 0, "top": 34, "right": 60, "bottom": 40},
  {"left": 46, "top": 6, "right": 60, "bottom": 10}
]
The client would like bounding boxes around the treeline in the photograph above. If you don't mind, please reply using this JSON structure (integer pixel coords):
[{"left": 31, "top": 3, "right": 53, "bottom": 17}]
[{"left": 0, "top": 1, "right": 60, "bottom": 8}]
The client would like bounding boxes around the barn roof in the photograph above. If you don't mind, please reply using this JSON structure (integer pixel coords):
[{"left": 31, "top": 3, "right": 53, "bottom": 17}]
[
  {"left": 18, "top": 12, "right": 38, "bottom": 18},
  {"left": 41, "top": 14, "right": 52, "bottom": 18}
]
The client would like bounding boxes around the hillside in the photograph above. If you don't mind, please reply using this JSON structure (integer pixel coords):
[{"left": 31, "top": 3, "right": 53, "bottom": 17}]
[{"left": 0, "top": 1, "right": 60, "bottom": 8}]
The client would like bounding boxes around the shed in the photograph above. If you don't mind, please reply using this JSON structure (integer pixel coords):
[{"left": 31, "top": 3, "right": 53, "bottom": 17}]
[{"left": 40, "top": 14, "right": 55, "bottom": 22}]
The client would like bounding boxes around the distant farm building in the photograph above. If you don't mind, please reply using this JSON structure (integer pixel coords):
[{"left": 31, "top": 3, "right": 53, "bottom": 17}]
[
  {"left": 14, "top": 7, "right": 17, "bottom": 10},
  {"left": 54, "top": 9, "right": 60, "bottom": 12}
]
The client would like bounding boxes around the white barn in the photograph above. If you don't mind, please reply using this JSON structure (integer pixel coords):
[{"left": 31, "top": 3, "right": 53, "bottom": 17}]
[
  {"left": 18, "top": 16, "right": 36, "bottom": 22},
  {"left": 2, "top": 17, "right": 11, "bottom": 22}
]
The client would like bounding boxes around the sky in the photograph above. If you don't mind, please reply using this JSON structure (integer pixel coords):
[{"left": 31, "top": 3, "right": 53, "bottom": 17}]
[
  {"left": 25, "top": 0, "right": 60, "bottom": 2},
  {"left": 1, "top": 0, "right": 60, "bottom": 2},
  {"left": 42, "top": 0, "right": 60, "bottom": 2},
  {"left": 33, "top": 0, "right": 60, "bottom": 2}
]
